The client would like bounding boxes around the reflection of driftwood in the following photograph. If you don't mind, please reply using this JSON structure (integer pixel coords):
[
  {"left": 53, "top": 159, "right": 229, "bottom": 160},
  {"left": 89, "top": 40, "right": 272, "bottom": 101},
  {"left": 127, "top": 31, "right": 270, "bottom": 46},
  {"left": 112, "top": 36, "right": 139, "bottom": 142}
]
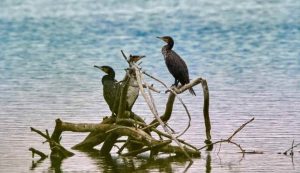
[
  {"left": 85, "top": 152, "right": 192, "bottom": 173},
  {"left": 239, "top": 150, "right": 263, "bottom": 154}
]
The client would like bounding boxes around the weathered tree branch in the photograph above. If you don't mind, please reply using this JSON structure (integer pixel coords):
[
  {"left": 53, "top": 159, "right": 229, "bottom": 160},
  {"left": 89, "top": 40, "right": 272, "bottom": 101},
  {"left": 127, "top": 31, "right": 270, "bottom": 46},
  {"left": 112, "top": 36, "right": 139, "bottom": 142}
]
[
  {"left": 29, "top": 148, "right": 48, "bottom": 160},
  {"left": 41, "top": 119, "right": 199, "bottom": 157},
  {"left": 282, "top": 140, "right": 300, "bottom": 155},
  {"left": 121, "top": 140, "right": 172, "bottom": 156},
  {"left": 146, "top": 75, "right": 212, "bottom": 150},
  {"left": 133, "top": 64, "right": 193, "bottom": 161},
  {"left": 30, "top": 126, "right": 74, "bottom": 159},
  {"left": 198, "top": 117, "right": 255, "bottom": 156},
  {"left": 150, "top": 128, "right": 198, "bottom": 151},
  {"left": 144, "top": 71, "right": 192, "bottom": 136},
  {"left": 228, "top": 117, "right": 254, "bottom": 141},
  {"left": 72, "top": 116, "right": 115, "bottom": 150}
]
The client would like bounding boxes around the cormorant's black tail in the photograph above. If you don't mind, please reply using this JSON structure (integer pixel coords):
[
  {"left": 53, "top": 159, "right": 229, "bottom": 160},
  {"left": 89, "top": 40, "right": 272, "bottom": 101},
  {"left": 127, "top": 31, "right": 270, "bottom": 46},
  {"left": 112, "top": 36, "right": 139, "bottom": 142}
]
[{"left": 189, "top": 87, "right": 196, "bottom": 96}]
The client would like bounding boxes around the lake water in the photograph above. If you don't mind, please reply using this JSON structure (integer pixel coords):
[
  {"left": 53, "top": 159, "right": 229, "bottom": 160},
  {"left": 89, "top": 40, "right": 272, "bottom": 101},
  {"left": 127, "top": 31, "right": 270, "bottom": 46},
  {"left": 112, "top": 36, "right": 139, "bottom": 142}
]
[{"left": 0, "top": 0, "right": 300, "bottom": 172}]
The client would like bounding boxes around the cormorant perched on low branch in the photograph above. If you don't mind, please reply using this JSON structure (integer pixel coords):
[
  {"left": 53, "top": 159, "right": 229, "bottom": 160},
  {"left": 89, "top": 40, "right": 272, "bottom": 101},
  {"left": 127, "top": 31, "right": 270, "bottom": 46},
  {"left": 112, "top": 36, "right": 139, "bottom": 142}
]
[
  {"left": 94, "top": 65, "right": 119, "bottom": 115},
  {"left": 94, "top": 55, "right": 144, "bottom": 115},
  {"left": 157, "top": 36, "right": 196, "bottom": 96}
]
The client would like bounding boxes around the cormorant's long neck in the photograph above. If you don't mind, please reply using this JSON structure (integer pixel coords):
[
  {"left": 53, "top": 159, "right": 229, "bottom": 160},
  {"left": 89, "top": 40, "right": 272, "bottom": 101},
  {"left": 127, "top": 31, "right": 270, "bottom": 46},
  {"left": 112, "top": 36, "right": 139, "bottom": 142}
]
[
  {"left": 102, "top": 72, "right": 115, "bottom": 83},
  {"left": 108, "top": 72, "right": 115, "bottom": 79},
  {"left": 166, "top": 40, "right": 174, "bottom": 50}
]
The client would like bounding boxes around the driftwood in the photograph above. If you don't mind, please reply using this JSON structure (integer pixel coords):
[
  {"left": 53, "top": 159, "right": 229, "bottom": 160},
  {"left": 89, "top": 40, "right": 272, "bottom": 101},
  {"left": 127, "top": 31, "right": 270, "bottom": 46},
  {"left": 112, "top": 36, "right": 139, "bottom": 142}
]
[
  {"left": 281, "top": 140, "right": 300, "bottom": 155},
  {"left": 30, "top": 125, "right": 74, "bottom": 161},
  {"left": 28, "top": 50, "right": 268, "bottom": 173},
  {"left": 199, "top": 118, "right": 254, "bottom": 157},
  {"left": 29, "top": 148, "right": 47, "bottom": 160},
  {"left": 29, "top": 50, "right": 218, "bottom": 168},
  {"left": 27, "top": 47, "right": 300, "bottom": 173}
]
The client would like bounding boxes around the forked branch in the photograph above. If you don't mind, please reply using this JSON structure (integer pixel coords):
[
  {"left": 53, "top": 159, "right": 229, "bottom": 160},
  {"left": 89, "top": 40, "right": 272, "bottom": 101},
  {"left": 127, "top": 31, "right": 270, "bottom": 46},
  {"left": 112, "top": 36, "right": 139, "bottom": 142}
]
[{"left": 198, "top": 117, "right": 255, "bottom": 156}]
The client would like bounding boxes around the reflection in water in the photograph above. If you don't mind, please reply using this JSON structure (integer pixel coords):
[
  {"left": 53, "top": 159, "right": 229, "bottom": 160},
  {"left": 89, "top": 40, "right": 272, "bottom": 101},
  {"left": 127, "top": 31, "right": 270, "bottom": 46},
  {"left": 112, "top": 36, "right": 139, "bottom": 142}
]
[
  {"left": 33, "top": 149, "right": 196, "bottom": 173},
  {"left": 30, "top": 159, "right": 45, "bottom": 171},
  {"left": 49, "top": 156, "right": 63, "bottom": 173},
  {"left": 29, "top": 150, "right": 218, "bottom": 173},
  {"left": 30, "top": 153, "right": 63, "bottom": 173},
  {"left": 87, "top": 150, "right": 191, "bottom": 172},
  {"left": 206, "top": 153, "right": 212, "bottom": 173},
  {"left": 30, "top": 150, "right": 220, "bottom": 173}
]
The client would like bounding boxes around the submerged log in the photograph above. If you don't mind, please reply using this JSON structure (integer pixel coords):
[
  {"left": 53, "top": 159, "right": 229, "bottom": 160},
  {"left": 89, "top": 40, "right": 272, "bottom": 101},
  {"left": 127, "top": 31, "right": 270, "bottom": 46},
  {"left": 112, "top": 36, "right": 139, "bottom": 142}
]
[
  {"left": 72, "top": 116, "right": 115, "bottom": 150},
  {"left": 45, "top": 118, "right": 200, "bottom": 157}
]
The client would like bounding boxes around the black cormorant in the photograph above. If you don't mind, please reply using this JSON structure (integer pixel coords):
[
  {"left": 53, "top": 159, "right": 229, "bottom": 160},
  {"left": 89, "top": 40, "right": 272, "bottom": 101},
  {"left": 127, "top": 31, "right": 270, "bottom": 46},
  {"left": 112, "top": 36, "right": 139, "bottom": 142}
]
[
  {"left": 94, "top": 65, "right": 120, "bottom": 114},
  {"left": 94, "top": 60, "right": 144, "bottom": 114},
  {"left": 157, "top": 36, "right": 196, "bottom": 95}
]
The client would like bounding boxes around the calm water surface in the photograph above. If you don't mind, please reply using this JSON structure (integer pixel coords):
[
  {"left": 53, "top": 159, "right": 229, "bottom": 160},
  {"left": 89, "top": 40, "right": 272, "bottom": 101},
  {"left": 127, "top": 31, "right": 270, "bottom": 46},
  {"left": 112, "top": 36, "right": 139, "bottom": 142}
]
[{"left": 0, "top": 0, "right": 300, "bottom": 172}]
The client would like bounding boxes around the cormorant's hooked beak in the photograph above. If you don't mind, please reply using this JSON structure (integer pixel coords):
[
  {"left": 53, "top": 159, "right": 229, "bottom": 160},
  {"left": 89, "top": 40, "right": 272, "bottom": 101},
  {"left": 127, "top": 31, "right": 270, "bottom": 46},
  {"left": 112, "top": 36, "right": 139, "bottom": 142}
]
[
  {"left": 94, "top": 65, "right": 107, "bottom": 73},
  {"left": 156, "top": 36, "right": 163, "bottom": 40},
  {"left": 156, "top": 36, "right": 167, "bottom": 43}
]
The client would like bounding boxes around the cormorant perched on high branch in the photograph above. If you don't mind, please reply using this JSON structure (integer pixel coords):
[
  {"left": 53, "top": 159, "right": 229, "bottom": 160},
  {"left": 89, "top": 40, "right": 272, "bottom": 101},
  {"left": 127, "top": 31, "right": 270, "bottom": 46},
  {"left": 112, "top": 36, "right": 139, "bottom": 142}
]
[{"left": 157, "top": 36, "right": 196, "bottom": 95}]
